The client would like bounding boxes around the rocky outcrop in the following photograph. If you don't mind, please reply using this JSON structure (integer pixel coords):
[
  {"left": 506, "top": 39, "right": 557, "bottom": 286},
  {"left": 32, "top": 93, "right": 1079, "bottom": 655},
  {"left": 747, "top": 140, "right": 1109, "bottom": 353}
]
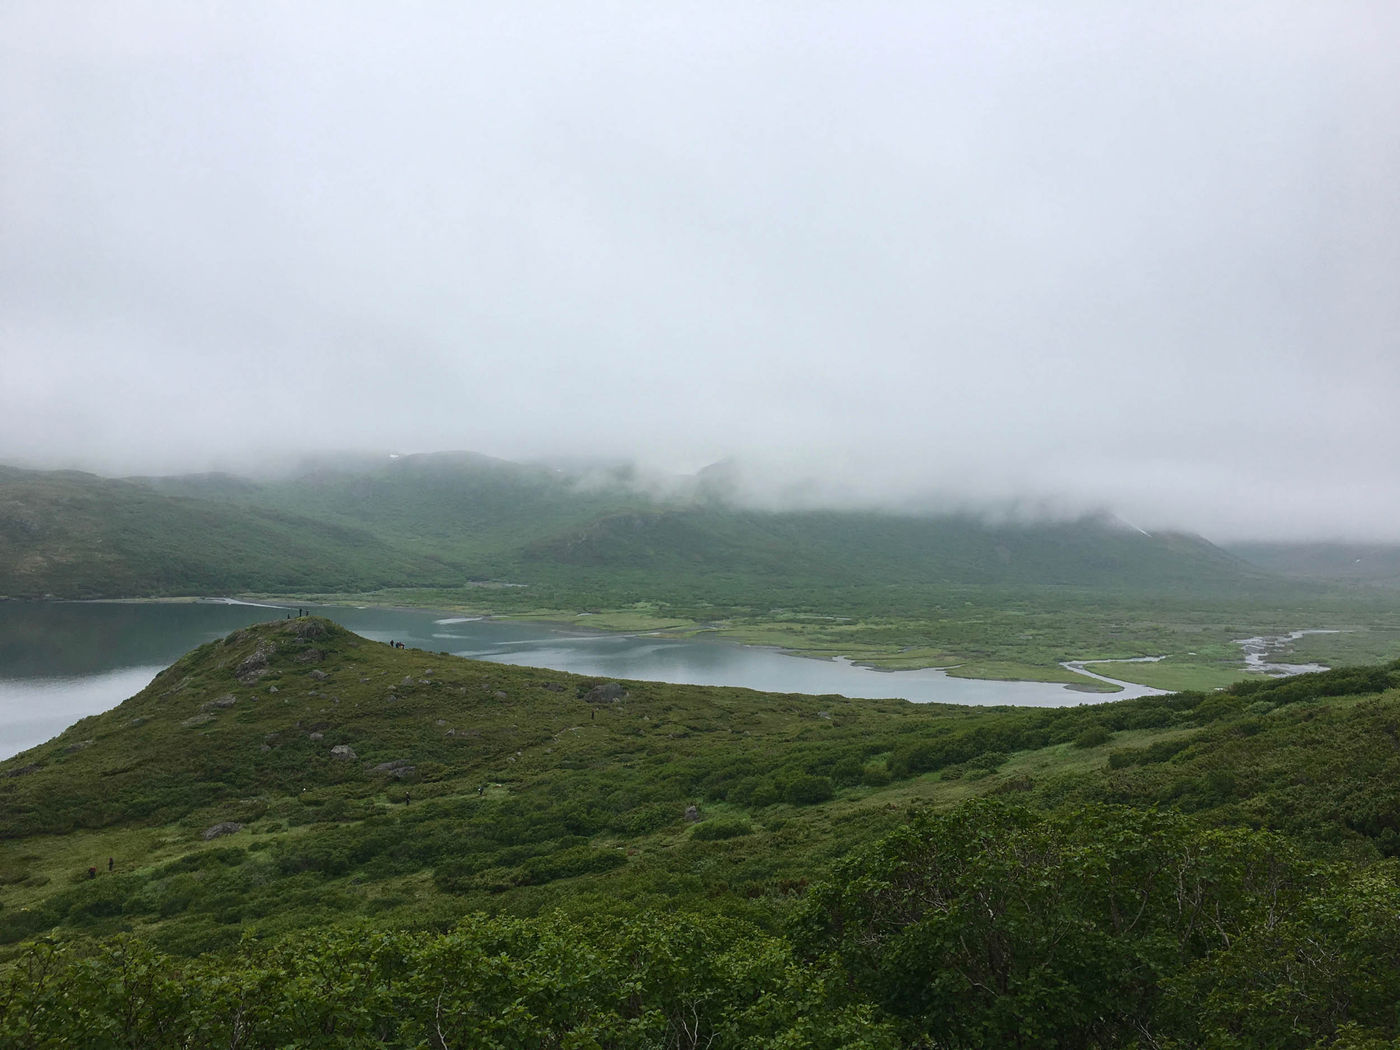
[
  {"left": 236, "top": 643, "right": 276, "bottom": 684},
  {"left": 202, "top": 821, "right": 243, "bottom": 840},
  {"left": 584, "top": 682, "right": 627, "bottom": 703},
  {"left": 285, "top": 619, "right": 328, "bottom": 640}
]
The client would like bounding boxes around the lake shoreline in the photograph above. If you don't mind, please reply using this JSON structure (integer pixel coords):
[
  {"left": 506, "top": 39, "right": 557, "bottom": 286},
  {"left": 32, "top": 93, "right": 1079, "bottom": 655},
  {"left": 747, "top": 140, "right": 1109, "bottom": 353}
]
[
  {"left": 61, "top": 592, "right": 1149, "bottom": 691},
  {"left": 2, "top": 599, "right": 1189, "bottom": 761}
]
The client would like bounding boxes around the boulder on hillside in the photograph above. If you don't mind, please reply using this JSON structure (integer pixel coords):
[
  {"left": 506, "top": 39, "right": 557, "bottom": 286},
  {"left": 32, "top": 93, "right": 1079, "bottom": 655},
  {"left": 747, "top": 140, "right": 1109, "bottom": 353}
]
[
  {"left": 584, "top": 682, "right": 627, "bottom": 703},
  {"left": 203, "top": 822, "right": 243, "bottom": 840},
  {"left": 236, "top": 643, "right": 276, "bottom": 683},
  {"left": 330, "top": 744, "right": 357, "bottom": 760}
]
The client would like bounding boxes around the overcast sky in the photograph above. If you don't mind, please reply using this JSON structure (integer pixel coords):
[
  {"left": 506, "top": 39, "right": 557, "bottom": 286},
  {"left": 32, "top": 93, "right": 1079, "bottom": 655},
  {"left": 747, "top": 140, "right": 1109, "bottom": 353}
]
[{"left": 2, "top": 3, "right": 1397, "bottom": 540}]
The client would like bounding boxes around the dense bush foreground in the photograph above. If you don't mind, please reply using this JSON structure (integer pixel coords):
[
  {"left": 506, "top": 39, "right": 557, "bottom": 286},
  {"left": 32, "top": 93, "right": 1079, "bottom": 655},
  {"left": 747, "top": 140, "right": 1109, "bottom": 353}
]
[
  {"left": 7, "top": 803, "right": 1400, "bottom": 1048},
  {"left": 1, "top": 912, "right": 888, "bottom": 1049}
]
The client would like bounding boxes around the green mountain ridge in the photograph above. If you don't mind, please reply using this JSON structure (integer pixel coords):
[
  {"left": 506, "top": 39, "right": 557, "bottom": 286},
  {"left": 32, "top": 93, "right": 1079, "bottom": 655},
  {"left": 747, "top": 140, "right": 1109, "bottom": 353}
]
[
  {"left": 1226, "top": 540, "right": 1400, "bottom": 585},
  {"left": 524, "top": 505, "right": 1260, "bottom": 590},
  {"left": 1, "top": 453, "right": 1288, "bottom": 601},
  {"left": 0, "top": 465, "right": 461, "bottom": 598}
]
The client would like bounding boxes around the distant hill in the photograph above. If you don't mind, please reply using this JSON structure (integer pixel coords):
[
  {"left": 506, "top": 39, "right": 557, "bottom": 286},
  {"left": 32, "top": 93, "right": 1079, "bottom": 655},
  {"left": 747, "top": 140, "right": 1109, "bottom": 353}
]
[
  {"left": 0, "top": 465, "right": 460, "bottom": 598},
  {"left": 143, "top": 450, "right": 643, "bottom": 563},
  {"left": 0, "top": 452, "right": 1286, "bottom": 600},
  {"left": 524, "top": 506, "right": 1265, "bottom": 594},
  {"left": 1228, "top": 541, "right": 1400, "bottom": 587}
]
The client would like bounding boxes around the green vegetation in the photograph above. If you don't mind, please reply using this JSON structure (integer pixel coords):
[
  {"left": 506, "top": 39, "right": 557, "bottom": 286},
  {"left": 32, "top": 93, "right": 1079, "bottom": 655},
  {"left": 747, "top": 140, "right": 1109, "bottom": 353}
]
[
  {"left": 7, "top": 454, "right": 1400, "bottom": 682},
  {"left": 1075, "top": 657, "right": 1246, "bottom": 692},
  {"left": 1226, "top": 540, "right": 1400, "bottom": 585},
  {"left": 10, "top": 452, "right": 1400, "bottom": 1042},
  {"left": 7, "top": 617, "right": 1400, "bottom": 1044},
  {"left": 0, "top": 466, "right": 453, "bottom": 598}
]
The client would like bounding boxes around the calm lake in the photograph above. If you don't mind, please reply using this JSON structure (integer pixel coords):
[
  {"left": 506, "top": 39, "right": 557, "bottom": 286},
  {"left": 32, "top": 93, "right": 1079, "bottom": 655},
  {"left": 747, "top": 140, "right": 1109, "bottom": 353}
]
[{"left": 0, "top": 600, "right": 1162, "bottom": 760}]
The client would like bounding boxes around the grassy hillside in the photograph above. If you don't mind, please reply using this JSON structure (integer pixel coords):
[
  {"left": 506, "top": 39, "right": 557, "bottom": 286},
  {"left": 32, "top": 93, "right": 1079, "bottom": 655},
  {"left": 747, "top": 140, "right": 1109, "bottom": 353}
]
[
  {"left": 526, "top": 506, "right": 1252, "bottom": 587},
  {"left": 3, "top": 454, "right": 1284, "bottom": 605},
  {"left": 145, "top": 451, "right": 641, "bottom": 565},
  {"left": 6, "top": 618, "right": 1400, "bottom": 1045},
  {"left": 0, "top": 466, "right": 462, "bottom": 598},
  {"left": 513, "top": 506, "right": 1278, "bottom": 616},
  {"left": 184, "top": 452, "right": 1278, "bottom": 600},
  {"left": 1230, "top": 540, "right": 1400, "bottom": 587}
]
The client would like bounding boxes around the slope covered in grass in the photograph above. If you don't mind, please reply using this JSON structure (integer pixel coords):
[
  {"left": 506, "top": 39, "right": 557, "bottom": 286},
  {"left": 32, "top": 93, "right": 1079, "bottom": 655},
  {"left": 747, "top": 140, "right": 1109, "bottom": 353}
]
[
  {"left": 6, "top": 620, "right": 1400, "bottom": 1045},
  {"left": 6, "top": 619, "right": 1400, "bottom": 1044},
  {"left": 0, "top": 466, "right": 460, "bottom": 598},
  {"left": 3, "top": 454, "right": 1286, "bottom": 605}
]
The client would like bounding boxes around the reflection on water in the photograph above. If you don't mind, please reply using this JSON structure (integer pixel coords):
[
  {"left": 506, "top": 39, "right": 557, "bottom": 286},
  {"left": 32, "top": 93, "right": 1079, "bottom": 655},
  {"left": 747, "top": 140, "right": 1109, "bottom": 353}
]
[{"left": 0, "top": 666, "right": 167, "bottom": 759}]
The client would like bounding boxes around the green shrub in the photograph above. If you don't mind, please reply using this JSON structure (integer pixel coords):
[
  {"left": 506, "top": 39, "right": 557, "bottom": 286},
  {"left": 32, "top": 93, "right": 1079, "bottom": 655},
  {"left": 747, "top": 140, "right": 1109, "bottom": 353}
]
[
  {"left": 749, "top": 780, "right": 781, "bottom": 807},
  {"left": 861, "top": 763, "right": 892, "bottom": 787},
  {"left": 692, "top": 818, "right": 754, "bottom": 841},
  {"left": 783, "top": 775, "right": 834, "bottom": 806}
]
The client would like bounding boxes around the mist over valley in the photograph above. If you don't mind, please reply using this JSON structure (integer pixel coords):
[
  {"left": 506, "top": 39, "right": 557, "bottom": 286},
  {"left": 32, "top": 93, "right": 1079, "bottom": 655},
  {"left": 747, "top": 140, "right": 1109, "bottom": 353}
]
[{"left": 4, "top": 3, "right": 1400, "bottom": 1044}]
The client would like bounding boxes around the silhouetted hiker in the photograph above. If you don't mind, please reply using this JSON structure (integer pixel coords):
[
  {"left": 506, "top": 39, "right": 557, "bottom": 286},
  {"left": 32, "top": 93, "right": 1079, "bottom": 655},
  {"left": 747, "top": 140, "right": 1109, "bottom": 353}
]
[
  {"left": 389, "top": 639, "right": 395, "bottom": 648},
  {"left": 87, "top": 866, "right": 97, "bottom": 879},
  {"left": 107, "top": 857, "right": 113, "bottom": 872}
]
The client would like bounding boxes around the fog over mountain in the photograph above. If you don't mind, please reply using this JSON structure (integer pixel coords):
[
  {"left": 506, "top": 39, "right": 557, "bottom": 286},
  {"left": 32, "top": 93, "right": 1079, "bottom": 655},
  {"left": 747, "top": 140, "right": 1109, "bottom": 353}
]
[{"left": 3, "top": 3, "right": 1397, "bottom": 541}]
